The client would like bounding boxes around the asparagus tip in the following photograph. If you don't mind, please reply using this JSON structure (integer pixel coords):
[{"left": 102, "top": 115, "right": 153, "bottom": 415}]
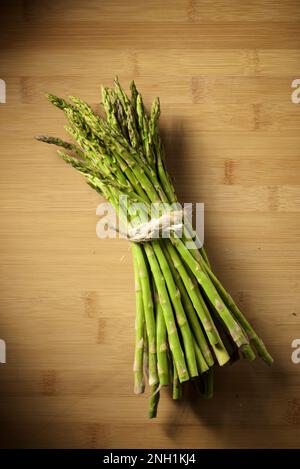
[{"left": 34, "top": 135, "right": 45, "bottom": 141}]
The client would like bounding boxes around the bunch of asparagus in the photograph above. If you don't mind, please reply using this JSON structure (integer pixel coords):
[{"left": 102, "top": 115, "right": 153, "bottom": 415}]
[{"left": 37, "top": 78, "right": 273, "bottom": 418}]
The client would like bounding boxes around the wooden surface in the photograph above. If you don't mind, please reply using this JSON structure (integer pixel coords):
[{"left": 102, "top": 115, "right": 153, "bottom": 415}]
[{"left": 1, "top": 0, "right": 300, "bottom": 449}]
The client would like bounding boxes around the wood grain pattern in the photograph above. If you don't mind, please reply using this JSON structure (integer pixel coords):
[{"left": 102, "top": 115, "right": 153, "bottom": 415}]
[{"left": 0, "top": 0, "right": 300, "bottom": 449}]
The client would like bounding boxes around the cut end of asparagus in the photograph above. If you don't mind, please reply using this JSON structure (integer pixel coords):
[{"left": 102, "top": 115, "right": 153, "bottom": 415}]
[
  {"left": 149, "top": 385, "right": 160, "bottom": 418},
  {"left": 172, "top": 381, "right": 182, "bottom": 400},
  {"left": 214, "top": 345, "right": 231, "bottom": 367},
  {"left": 134, "top": 382, "right": 145, "bottom": 395},
  {"left": 251, "top": 337, "right": 274, "bottom": 365},
  {"left": 241, "top": 344, "right": 256, "bottom": 362}
]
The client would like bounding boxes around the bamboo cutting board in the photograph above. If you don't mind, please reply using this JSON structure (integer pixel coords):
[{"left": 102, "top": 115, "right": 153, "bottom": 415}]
[{"left": 0, "top": 0, "right": 300, "bottom": 448}]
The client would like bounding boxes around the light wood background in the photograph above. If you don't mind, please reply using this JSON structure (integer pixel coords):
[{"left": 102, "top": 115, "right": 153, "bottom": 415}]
[{"left": 0, "top": 0, "right": 300, "bottom": 449}]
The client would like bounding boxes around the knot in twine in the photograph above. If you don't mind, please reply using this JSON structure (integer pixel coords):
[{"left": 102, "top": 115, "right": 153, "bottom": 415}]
[{"left": 127, "top": 210, "right": 185, "bottom": 243}]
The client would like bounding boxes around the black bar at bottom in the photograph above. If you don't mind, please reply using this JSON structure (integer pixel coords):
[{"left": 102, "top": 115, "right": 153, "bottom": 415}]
[{"left": 0, "top": 449, "right": 299, "bottom": 467}]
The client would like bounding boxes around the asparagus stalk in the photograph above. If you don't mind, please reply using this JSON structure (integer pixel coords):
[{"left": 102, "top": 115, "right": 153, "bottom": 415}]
[
  {"left": 132, "top": 246, "right": 146, "bottom": 394},
  {"left": 133, "top": 243, "right": 158, "bottom": 387},
  {"left": 154, "top": 285, "right": 169, "bottom": 386}
]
